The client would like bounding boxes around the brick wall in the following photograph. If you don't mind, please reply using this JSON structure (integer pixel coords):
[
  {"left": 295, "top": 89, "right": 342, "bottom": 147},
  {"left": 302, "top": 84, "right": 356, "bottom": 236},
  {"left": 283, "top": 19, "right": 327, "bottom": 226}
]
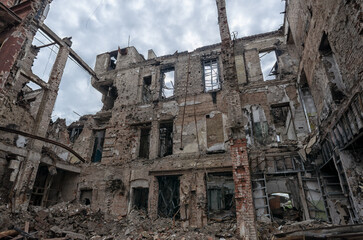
[{"left": 230, "top": 138, "right": 257, "bottom": 240}]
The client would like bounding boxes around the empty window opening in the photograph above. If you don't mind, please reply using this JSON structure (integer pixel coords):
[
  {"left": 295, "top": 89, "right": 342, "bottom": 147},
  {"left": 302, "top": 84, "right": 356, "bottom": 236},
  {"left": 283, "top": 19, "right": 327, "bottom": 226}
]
[
  {"left": 271, "top": 104, "right": 296, "bottom": 142},
  {"left": 157, "top": 176, "right": 180, "bottom": 218},
  {"left": 68, "top": 126, "right": 83, "bottom": 143},
  {"left": 319, "top": 33, "right": 346, "bottom": 104},
  {"left": 139, "top": 127, "right": 151, "bottom": 159},
  {"left": 142, "top": 76, "right": 152, "bottom": 103},
  {"left": 30, "top": 164, "right": 78, "bottom": 207},
  {"left": 159, "top": 121, "right": 173, "bottom": 157},
  {"left": 101, "top": 85, "right": 118, "bottom": 110},
  {"left": 259, "top": 51, "right": 278, "bottom": 81},
  {"left": 160, "top": 69, "right": 175, "bottom": 99},
  {"left": 80, "top": 189, "right": 92, "bottom": 205},
  {"left": 207, "top": 172, "right": 235, "bottom": 220},
  {"left": 132, "top": 187, "right": 149, "bottom": 211},
  {"left": 91, "top": 130, "right": 105, "bottom": 162},
  {"left": 108, "top": 50, "right": 118, "bottom": 70},
  {"left": 203, "top": 59, "right": 220, "bottom": 92}
]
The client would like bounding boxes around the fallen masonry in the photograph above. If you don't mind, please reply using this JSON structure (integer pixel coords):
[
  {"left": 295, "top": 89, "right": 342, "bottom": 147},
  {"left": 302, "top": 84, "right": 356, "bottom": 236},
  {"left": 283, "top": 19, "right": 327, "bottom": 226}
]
[{"left": 0, "top": 0, "right": 363, "bottom": 239}]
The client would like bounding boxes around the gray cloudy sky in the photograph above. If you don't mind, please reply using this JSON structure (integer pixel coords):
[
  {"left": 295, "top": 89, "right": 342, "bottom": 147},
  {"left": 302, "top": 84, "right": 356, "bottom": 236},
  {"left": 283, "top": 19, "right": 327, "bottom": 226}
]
[{"left": 31, "top": 0, "right": 285, "bottom": 124}]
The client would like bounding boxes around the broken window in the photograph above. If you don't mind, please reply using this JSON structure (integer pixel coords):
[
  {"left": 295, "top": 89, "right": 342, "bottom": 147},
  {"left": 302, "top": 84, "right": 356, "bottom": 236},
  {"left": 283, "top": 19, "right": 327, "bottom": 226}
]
[
  {"left": 160, "top": 68, "right": 175, "bottom": 99},
  {"left": 207, "top": 172, "right": 235, "bottom": 220},
  {"left": 142, "top": 75, "right": 152, "bottom": 103},
  {"left": 68, "top": 126, "right": 83, "bottom": 143},
  {"left": 319, "top": 33, "right": 346, "bottom": 104},
  {"left": 259, "top": 50, "right": 278, "bottom": 81},
  {"left": 91, "top": 130, "right": 105, "bottom": 162},
  {"left": 132, "top": 187, "right": 149, "bottom": 210},
  {"left": 157, "top": 176, "right": 180, "bottom": 218},
  {"left": 139, "top": 127, "right": 151, "bottom": 159},
  {"left": 270, "top": 103, "right": 296, "bottom": 142},
  {"left": 108, "top": 50, "right": 118, "bottom": 70},
  {"left": 159, "top": 121, "right": 173, "bottom": 157},
  {"left": 203, "top": 59, "right": 220, "bottom": 92},
  {"left": 80, "top": 189, "right": 92, "bottom": 205}
]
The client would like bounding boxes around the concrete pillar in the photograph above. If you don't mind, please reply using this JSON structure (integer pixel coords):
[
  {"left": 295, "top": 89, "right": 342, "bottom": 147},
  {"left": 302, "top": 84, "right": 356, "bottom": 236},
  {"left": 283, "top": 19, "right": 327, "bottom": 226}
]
[
  {"left": 149, "top": 120, "right": 159, "bottom": 159},
  {"left": 11, "top": 39, "right": 72, "bottom": 212}
]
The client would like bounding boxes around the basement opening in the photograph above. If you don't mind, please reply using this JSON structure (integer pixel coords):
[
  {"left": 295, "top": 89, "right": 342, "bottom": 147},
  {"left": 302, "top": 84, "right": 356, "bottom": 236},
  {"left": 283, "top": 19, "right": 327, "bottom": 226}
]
[
  {"left": 132, "top": 187, "right": 149, "bottom": 211},
  {"left": 80, "top": 189, "right": 92, "bottom": 205},
  {"left": 207, "top": 172, "right": 235, "bottom": 220},
  {"left": 91, "top": 130, "right": 105, "bottom": 162},
  {"left": 157, "top": 176, "right": 180, "bottom": 218},
  {"left": 160, "top": 68, "right": 175, "bottom": 99},
  {"left": 259, "top": 50, "right": 278, "bottom": 81},
  {"left": 30, "top": 164, "right": 79, "bottom": 207},
  {"left": 139, "top": 126, "right": 151, "bottom": 159},
  {"left": 203, "top": 59, "right": 220, "bottom": 92},
  {"left": 159, "top": 121, "right": 173, "bottom": 157},
  {"left": 142, "top": 75, "right": 152, "bottom": 103}
]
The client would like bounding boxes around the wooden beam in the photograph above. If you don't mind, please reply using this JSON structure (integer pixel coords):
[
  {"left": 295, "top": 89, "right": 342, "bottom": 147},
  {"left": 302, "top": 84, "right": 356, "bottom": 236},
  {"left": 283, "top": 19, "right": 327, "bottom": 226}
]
[{"left": 38, "top": 23, "right": 99, "bottom": 81}]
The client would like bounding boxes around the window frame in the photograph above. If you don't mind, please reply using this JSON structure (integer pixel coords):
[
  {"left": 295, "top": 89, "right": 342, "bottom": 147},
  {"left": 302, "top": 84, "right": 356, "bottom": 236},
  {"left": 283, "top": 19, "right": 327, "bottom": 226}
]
[{"left": 203, "top": 58, "right": 221, "bottom": 92}]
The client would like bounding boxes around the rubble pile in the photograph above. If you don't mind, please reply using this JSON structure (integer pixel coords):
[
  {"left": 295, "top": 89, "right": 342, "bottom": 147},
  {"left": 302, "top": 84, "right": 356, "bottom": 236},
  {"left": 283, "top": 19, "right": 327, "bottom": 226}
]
[{"left": 0, "top": 202, "right": 238, "bottom": 239}]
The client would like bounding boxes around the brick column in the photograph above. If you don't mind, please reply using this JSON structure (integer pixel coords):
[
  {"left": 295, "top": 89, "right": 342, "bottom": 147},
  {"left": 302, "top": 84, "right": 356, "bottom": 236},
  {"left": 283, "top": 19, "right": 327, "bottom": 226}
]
[{"left": 231, "top": 138, "right": 257, "bottom": 240}]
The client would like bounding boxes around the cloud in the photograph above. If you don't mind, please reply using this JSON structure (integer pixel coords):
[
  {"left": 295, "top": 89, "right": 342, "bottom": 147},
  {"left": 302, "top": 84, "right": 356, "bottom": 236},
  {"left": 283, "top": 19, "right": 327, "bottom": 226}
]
[{"left": 33, "top": 0, "right": 285, "bottom": 125}]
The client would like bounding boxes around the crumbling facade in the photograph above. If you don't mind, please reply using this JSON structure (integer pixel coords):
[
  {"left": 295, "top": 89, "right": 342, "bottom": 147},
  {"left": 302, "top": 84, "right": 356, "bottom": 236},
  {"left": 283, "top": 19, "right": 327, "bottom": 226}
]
[{"left": 0, "top": 0, "right": 362, "bottom": 239}]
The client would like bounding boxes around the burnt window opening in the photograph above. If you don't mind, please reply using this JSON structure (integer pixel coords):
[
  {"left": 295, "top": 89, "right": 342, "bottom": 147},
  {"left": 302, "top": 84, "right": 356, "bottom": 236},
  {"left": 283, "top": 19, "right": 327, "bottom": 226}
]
[
  {"left": 68, "top": 126, "right": 83, "bottom": 143},
  {"left": 132, "top": 187, "right": 149, "bottom": 211},
  {"left": 207, "top": 172, "right": 235, "bottom": 220},
  {"left": 91, "top": 130, "right": 105, "bottom": 162},
  {"left": 139, "top": 127, "right": 151, "bottom": 159},
  {"left": 157, "top": 176, "right": 180, "bottom": 218},
  {"left": 159, "top": 121, "right": 173, "bottom": 157},
  {"left": 102, "top": 85, "right": 118, "bottom": 111},
  {"left": 259, "top": 50, "right": 278, "bottom": 81},
  {"left": 142, "top": 76, "right": 152, "bottom": 103},
  {"left": 319, "top": 33, "right": 346, "bottom": 104},
  {"left": 80, "top": 189, "right": 92, "bottom": 205},
  {"left": 203, "top": 59, "right": 220, "bottom": 92},
  {"left": 299, "top": 70, "right": 317, "bottom": 132},
  {"left": 270, "top": 103, "right": 296, "bottom": 142},
  {"left": 108, "top": 51, "right": 118, "bottom": 70},
  {"left": 160, "top": 68, "right": 175, "bottom": 99}
]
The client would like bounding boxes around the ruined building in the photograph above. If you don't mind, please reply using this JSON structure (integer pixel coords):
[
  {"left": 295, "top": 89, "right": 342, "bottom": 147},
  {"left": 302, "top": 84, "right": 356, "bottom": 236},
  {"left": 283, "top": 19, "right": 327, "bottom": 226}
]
[{"left": 0, "top": 0, "right": 362, "bottom": 239}]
